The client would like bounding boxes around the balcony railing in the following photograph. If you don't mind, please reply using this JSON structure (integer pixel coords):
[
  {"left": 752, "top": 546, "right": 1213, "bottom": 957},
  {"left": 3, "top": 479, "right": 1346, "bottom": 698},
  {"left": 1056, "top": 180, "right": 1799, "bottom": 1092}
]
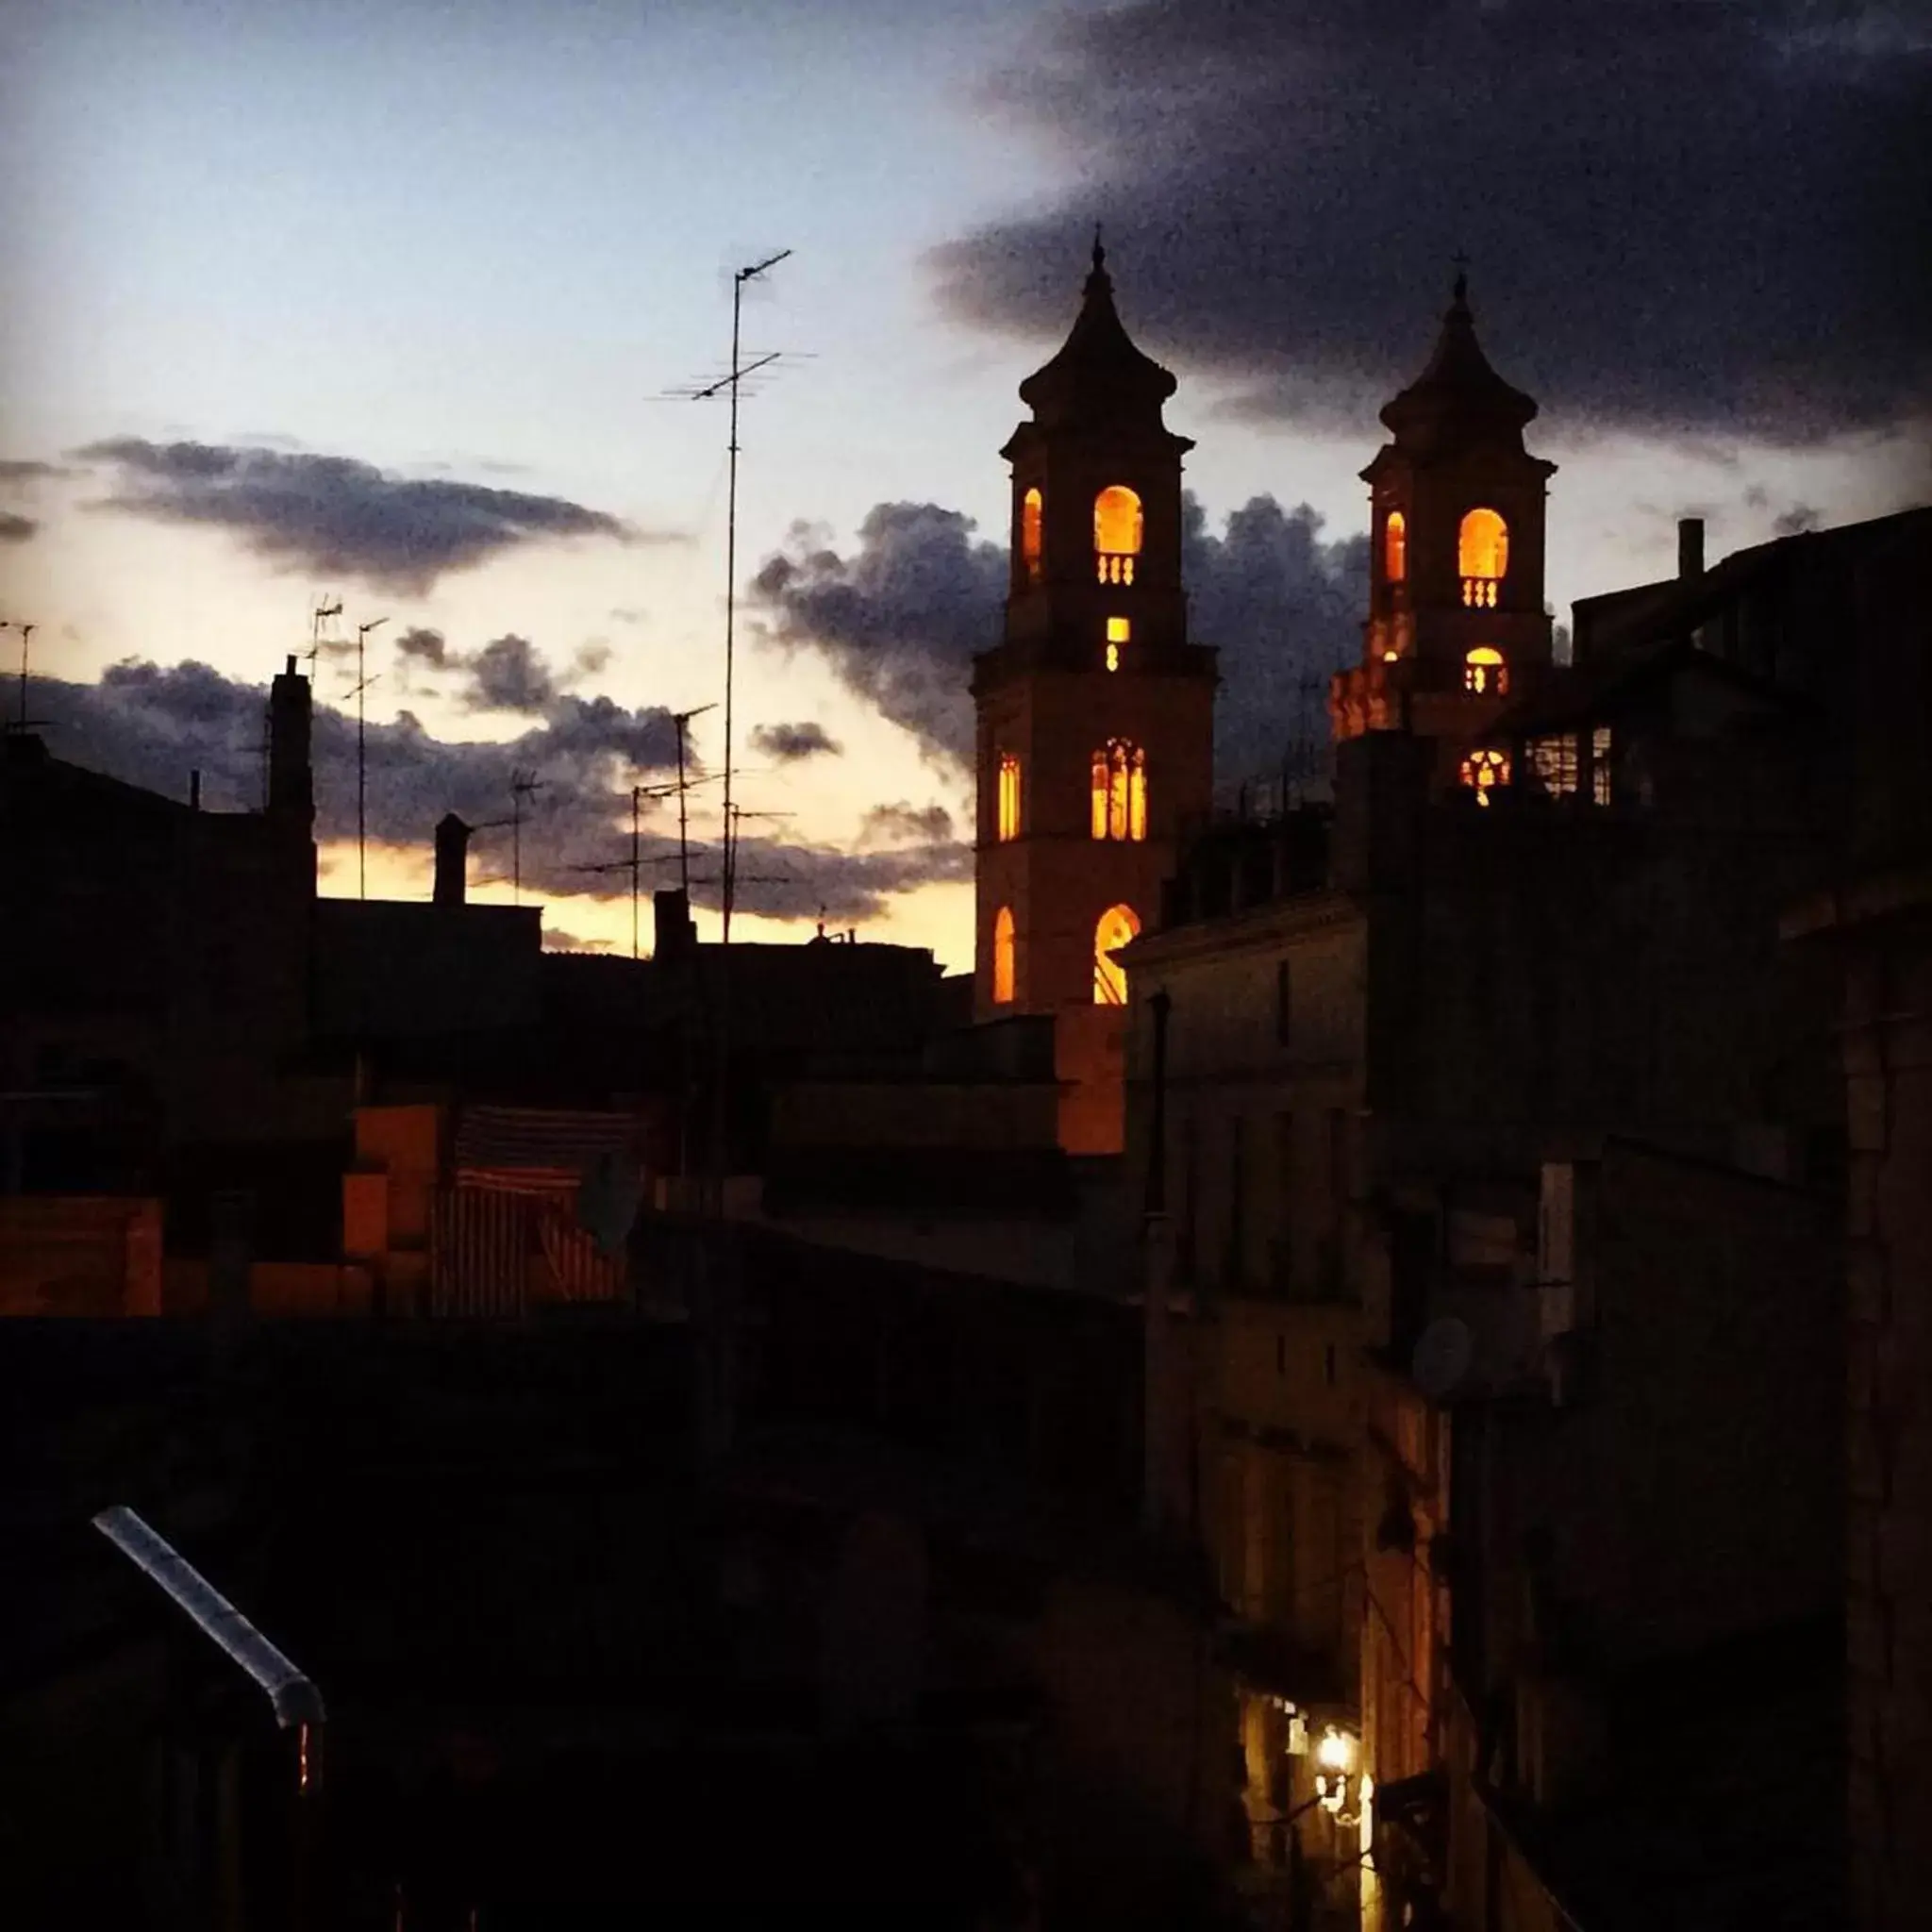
[{"left": 1096, "top": 552, "right": 1136, "bottom": 585}]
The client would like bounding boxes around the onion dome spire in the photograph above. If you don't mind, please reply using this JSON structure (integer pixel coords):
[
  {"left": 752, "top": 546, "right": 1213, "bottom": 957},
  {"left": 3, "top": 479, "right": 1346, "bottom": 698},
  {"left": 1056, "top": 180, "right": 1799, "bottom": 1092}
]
[
  {"left": 1017, "top": 233, "right": 1178, "bottom": 431},
  {"left": 1379, "top": 261, "right": 1539, "bottom": 455}
]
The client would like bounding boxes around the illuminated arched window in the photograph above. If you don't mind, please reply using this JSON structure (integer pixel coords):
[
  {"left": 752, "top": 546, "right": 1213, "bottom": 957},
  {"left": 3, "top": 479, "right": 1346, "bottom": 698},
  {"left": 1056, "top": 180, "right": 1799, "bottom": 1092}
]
[
  {"left": 1463, "top": 646, "right": 1507, "bottom": 696},
  {"left": 992, "top": 906, "right": 1015, "bottom": 1004},
  {"left": 1093, "top": 902, "right": 1141, "bottom": 1006},
  {"left": 1458, "top": 508, "right": 1508, "bottom": 608},
  {"left": 1457, "top": 747, "right": 1510, "bottom": 807},
  {"left": 1021, "top": 488, "right": 1043, "bottom": 585},
  {"left": 996, "top": 752, "right": 1021, "bottom": 841},
  {"left": 1094, "top": 486, "right": 1142, "bottom": 584},
  {"left": 1385, "top": 510, "right": 1407, "bottom": 583},
  {"left": 1090, "top": 739, "right": 1147, "bottom": 841}
]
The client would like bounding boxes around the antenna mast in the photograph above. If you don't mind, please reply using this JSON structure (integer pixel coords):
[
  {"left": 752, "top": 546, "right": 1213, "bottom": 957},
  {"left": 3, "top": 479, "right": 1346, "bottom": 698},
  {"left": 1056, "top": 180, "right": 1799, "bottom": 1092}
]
[
  {"left": 671, "top": 702, "right": 717, "bottom": 895},
  {"left": 351, "top": 617, "right": 387, "bottom": 897},
  {"left": 1, "top": 621, "right": 38, "bottom": 732},
  {"left": 508, "top": 769, "right": 541, "bottom": 904},
  {"left": 687, "top": 247, "right": 790, "bottom": 947}
]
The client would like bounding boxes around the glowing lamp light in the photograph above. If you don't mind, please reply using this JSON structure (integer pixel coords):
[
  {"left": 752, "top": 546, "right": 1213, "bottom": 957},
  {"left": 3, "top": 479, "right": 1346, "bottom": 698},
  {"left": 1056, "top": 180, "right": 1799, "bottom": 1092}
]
[{"left": 1317, "top": 1725, "right": 1354, "bottom": 1774}]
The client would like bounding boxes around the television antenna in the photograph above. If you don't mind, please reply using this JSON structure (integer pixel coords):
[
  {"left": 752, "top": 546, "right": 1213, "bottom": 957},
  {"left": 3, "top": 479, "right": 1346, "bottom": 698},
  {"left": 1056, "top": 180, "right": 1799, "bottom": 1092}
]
[
  {"left": 304, "top": 596, "right": 342, "bottom": 679},
  {"left": 671, "top": 247, "right": 791, "bottom": 948},
  {"left": 670, "top": 703, "right": 716, "bottom": 893},
  {"left": 508, "top": 768, "right": 542, "bottom": 904},
  {"left": 1, "top": 621, "right": 44, "bottom": 733},
  {"left": 349, "top": 617, "right": 387, "bottom": 897}
]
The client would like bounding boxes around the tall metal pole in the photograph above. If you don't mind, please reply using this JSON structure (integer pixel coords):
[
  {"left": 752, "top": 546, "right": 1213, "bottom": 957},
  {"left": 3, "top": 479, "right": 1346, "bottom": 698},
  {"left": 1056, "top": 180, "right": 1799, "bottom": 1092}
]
[
  {"left": 630, "top": 785, "right": 641, "bottom": 959},
  {"left": 15, "top": 623, "right": 33, "bottom": 729},
  {"left": 354, "top": 618, "right": 387, "bottom": 898},
  {"left": 717, "top": 248, "right": 789, "bottom": 946},
  {"left": 676, "top": 714, "right": 691, "bottom": 894}
]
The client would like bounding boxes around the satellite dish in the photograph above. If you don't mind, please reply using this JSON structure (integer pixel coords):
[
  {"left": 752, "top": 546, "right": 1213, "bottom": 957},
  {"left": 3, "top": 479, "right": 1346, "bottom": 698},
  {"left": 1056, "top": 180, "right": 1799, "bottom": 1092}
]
[{"left": 1410, "top": 1316, "right": 1473, "bottom": 1400}]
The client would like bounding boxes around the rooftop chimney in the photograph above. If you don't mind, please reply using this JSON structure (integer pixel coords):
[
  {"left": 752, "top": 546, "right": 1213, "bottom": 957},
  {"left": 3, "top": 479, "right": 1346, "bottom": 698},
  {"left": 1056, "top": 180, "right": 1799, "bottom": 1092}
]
[
  {"left": 190, "top": 768, "right": 201, "bottom": 811},
  {"left": 1678, "top": 517, "right": 1705, "bottom": 581},
  {"left": 268, "top": 653, "right": 313, "bottom": 824},
  {"left": 433, "top": 812, "right": 472, "bottom": 908},
  {"left": 654, "top": 888, "right": 696, "bottom": 961}
]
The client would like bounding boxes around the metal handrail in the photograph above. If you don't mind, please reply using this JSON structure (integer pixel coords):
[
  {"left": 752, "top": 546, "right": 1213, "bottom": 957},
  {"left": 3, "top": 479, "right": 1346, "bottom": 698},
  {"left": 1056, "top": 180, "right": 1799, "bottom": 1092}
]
[{"left": 91, "top": 1505, "right": 325, "bottom": 1730}]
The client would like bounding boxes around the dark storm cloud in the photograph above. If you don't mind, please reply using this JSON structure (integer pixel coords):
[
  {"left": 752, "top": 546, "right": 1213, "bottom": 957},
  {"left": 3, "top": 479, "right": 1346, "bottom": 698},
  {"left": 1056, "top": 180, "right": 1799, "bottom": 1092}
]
[
  {"left": 751, "top": 503, "right": 1009, "bottom": 766},
  {"left": 751, "top": 492, "right": 1365, "bottom": 783},
  {"left": 860, "top": 802, "right": 956, "bottom": 845},
  {"left": 715, "top": 828, "right": 974, "bottom": 924},
  {"left": 71, "top": 438, "right": 673, "bottom": 595},
  {"left": 0, "top": 458, "right": 65, "bottom": 487},
  {"left": 465, "top": 633, "right": 554, "bottom": 712},
  {"left": 394, "top": 625, "right": 450, "bottom": 668},
  {"left": 33, "top": 660, "right": 963, "bottom": 925},
  {"left": 751, "top": 719, "right": 844, "bottom": 763},
  {"left": 931, "top": 0, "right": 1932, "bottom": 441},
  {"left": 0, "top": 511, "right": 37, "bottom": 542}
]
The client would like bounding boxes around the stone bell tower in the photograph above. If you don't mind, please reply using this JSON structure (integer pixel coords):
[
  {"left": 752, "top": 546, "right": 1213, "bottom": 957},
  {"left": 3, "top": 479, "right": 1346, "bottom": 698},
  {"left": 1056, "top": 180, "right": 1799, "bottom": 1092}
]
[
  {"left": 972, "top": 240, "right": 1217, "bottom": 1153},
  {"left": 1332, "top": 272, "right": 1557, "bottom": 797}
]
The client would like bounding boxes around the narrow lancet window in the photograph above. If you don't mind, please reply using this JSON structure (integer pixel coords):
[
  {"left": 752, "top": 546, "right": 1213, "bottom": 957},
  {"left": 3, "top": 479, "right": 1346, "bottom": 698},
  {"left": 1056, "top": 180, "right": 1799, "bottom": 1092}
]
[
  {"left": 997, "top": 752, "right": 1022, "bottom": 841},
  {"left": 992, "top": 905, "right": 1015, "bottom": 1004},
  {"left": 1091, "top": 740, "right": 1147, "bottom": 841},
  {"left": 1021, "top": 488, "right": 1043, "bottom": 585},
  {"left": 1385, "top": 510, "right": 1407, "bottom": 583}
]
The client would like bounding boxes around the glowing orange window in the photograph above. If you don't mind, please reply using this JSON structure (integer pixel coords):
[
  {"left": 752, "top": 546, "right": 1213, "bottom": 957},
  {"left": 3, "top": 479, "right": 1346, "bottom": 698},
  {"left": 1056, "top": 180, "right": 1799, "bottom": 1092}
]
[
  {"left": 1021, "top": 488, "right": 1043, "bottom": 585},
  {"left": 992, "top": 906, "right": 1015, "bottom": 1004},
  {"left": 1463, "top": 646, "right": 1507, "bottom": 696},
  {"left": 1091, "top": 740, "right": 1147, "bottom": 841},
  {"left": 1093, "top": 902, "right": 1141, "bottom": 1006},
  {"left": 996, "top": 752, "right": 1021, "bottom": 841},
  {"left": 1458, "top": 508, "right": 1507, "bottom": 608},
  {"left": 1457, "top": 747, "right": 1510, "bottom": 806},
  {"left": 1094, "top": 486, "right": 1142, "bottom": 585},
  {"left": 1385, "top": 510, "right": 1407, "bottom": 583}
]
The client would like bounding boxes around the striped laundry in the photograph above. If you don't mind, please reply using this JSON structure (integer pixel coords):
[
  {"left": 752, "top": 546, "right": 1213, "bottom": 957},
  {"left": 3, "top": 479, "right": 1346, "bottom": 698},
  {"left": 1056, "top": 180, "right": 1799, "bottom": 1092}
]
[
  {"left": 429, "top": 1184, "right": 531, "bottom": 1318},
  {"left": 536, "top": 1206, "right": 624, "bottom": 1303}
]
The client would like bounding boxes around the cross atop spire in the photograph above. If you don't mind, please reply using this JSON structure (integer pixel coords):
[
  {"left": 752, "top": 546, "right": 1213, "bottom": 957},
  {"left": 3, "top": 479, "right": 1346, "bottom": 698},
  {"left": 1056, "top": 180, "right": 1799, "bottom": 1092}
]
[
  {"left": 1451, "top": 250, "right": 1471, "bottom": 308},
  {"left": 1092, "top": 224, "right": 1106, "bottom": 275}
]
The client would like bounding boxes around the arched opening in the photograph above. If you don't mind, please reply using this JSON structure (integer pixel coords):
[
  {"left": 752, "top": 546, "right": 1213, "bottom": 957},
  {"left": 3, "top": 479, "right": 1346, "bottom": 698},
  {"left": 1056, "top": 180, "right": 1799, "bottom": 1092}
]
[
  {"left": 1021, "top": 488, "right": 1043, "bottom": 585},
  {"left": 996, "top": 752, "right": 1022, "bottom": 841},
  {"left": 1463, "top": 646, "right": 1507, "bottom": 696},
  {"left": 1385, "top": 510, "right": 1407, "bottom": 583},
  {"left": 1093, "top": 903, "right": 1141, "bottom": 1006},
  {"left": 1091, "top": 740, "right": 1148, "bottom": 841},
  {"left": 1457, "top": 747, "right": 1510, "bottom": 807},
  {"left": 992, "top": 906, "right": 1015, "bottom": 1004},
  {"left": 1458, "top": 508, "right": 1508, "bottom": 607},
  {"left": 1094, "top": 486, "right": 1143, "bottom": 585}
]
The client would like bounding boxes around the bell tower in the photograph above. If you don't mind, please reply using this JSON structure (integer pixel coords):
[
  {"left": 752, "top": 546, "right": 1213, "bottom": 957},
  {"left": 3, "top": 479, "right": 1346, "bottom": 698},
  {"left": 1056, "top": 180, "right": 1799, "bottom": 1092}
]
[
  {"left": 1332, "top": 273, "right": 1557, "bottom": 795},
  {"left": 972, "top": 240, "right": 1217, "bottom": 1153}
]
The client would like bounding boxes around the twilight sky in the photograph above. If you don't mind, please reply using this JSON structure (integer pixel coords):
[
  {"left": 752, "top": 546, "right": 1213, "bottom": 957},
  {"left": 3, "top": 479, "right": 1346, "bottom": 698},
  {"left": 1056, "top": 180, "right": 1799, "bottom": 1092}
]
[{"left": 3, "top": 0, "right": 1926, "bottom": 967}]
